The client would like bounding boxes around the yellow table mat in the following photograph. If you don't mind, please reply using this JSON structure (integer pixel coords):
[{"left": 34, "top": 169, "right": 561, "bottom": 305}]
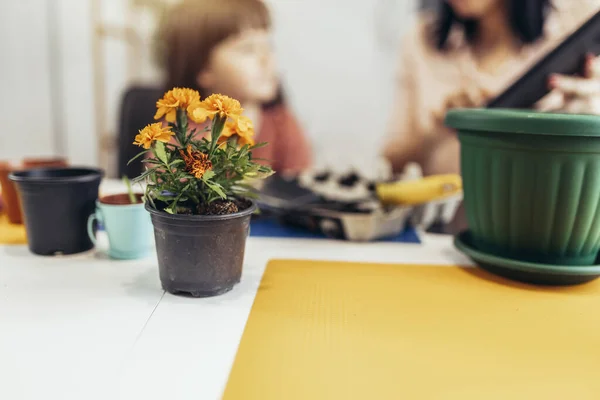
[
  {"left": 0, "top": 213, "right": 26, "bottom": 244},
  {"left": 223, "top": 260, "right": 600, "bottom": 400}
]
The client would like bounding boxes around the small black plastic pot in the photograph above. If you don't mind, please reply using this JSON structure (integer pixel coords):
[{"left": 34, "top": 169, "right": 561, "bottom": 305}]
[
  {"left": 9, "top": 167, "right": 103, "bottom": 255},
  {"left": 146, "top": 201, "right": 256, "bottom": 297}
]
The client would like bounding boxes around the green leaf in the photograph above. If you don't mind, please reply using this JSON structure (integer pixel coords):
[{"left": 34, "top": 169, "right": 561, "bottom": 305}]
[
  {"left": 127, "top": 149, "right": 151, "bottom": 165},
  {"left": 235, "top": 189, "right": 259, "bottom": 200},
  {"left": 164, "top": 207, "right": 174, "bottom": 214},
  {"left": 202, "top": 170, "right": 215, "bottom": 180},
  {"left": 186, "top": 128, "right": 198, "bottom": 143},
  {"left": 238, "top": 144, "right": 250, "bottom": 155},
  {"left": 122, "top": 175, "right": 137, "bottom": 204},
  {"left": 176, "top": 109, "right": 187, "bottom": 130},
  {"left": 249, "top": 142, "right": 269, "bottom": 150},
  {"left": 141, "top": 158, "right": 163, "bottom": 165},
  {"left": 257, "top": 169, "right": 275, "bottom": 179},
  {"left": 145, "top": 193, "right": 156, "bottom": 209},
  {"left": 164, "top": 143, "right": 178, "bottom": 151},
  {"left": 234, "top": 183, "right": 259, "bottom": 191},
  {"left": 249, "top": 157, "right": 273, "bottom": 162},
  {"left": 202, "top": 177, "right": 226, "bottom": 199},
  {"left": 152, "top": 193, "right": 175, "bottom": 202},
  {"left": 209, "top": 115, "right": 227, "bottom": 155},
  {"left": 131, "top": 167, "right": 157, "bottom": 183},
  {"left": 211, "top": 184, "right": 227, "bottom": 199},
  {"left": 155, "top": 141, "right": 169, "bottom": 165},
  {"left": 258, "top": 165, "right": 273, "bottom": 173}
]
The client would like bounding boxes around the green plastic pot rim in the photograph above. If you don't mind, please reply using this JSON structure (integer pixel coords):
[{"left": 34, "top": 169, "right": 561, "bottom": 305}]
[
  {"left": 145, "top": 200, "right": 257, "bottom": 222},
  {"left": 445, "top": 108, "right": 600, "bottom": 137}
]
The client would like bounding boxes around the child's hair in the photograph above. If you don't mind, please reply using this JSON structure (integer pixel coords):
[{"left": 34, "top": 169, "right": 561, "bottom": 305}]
[{"left": 156, "top": 0, "right": 271, "bottom": 97}]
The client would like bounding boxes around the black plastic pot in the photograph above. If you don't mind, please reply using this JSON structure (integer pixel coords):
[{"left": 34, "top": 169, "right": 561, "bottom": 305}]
[
  {"left": 9, "top": 167, "right": 103, "bottom": 255},
  {"left": 146, "top": 201, "right": 256, "bottom": 297}
]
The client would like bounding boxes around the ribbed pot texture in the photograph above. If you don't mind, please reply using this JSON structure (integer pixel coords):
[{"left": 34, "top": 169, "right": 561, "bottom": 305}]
[{"left": 460, "top": 131, "right": 600, "bottom": 266}]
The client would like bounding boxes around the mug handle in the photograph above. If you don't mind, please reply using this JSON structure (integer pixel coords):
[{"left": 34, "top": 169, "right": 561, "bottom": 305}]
[{"left": 87, "top": 210, "right": 103, "bottom": 246}]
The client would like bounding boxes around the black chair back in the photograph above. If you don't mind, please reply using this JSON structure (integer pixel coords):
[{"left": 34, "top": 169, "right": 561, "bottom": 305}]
[{"left": 117, "top": 85, "right": 163, "bottom": 178}]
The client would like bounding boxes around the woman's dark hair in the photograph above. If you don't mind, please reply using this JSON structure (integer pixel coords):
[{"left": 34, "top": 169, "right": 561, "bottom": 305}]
[{"left": 435, "top": 0, "right": 551, "bottom": 50}]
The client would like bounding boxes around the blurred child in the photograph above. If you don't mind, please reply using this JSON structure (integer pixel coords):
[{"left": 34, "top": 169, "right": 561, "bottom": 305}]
[{"left": 156, "top": 0, "right": 312, "bottom": 174}]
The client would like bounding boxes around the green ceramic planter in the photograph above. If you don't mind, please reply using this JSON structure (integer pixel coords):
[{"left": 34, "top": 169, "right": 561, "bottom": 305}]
[{"left": 446, "top": 109, "right": 600, "bottom": 266}]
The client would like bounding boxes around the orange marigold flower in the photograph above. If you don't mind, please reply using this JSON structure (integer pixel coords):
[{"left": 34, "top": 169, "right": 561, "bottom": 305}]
[
  {"left": 154, "top": 88, "right": 201, "bottom": 122},
  {"left": 133, "top": 123, "right": 174, "bottom": 149},
  {"left": 190, "top": 94, "right": 243, "bottom": 123},
  {"left": 218, "top": 116, "right": 255, "bottom": 147},
  {"left": 234, "top": 114, "right": 253, "bottom": 133},
  {"left": 179, "top": 145, "right": 212, "bottom": 179}
]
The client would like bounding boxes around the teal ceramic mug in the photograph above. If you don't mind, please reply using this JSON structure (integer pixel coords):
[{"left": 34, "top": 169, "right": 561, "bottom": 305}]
[{"left": 87, "top": 194, "right": 153, "bottom": 260}]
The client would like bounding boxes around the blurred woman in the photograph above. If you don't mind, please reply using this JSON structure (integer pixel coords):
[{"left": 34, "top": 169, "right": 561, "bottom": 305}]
[{"left": 384, "top": 0, "right": 600, "bottom": 175}]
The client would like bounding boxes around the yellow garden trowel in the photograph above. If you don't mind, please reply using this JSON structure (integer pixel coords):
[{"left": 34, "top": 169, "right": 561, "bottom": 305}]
[{"left": 375, "top": 174, "right": 462, "bottom": 206}]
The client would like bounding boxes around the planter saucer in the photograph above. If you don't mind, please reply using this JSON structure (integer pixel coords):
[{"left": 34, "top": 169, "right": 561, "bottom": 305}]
[{"left": 454, "top": 231, "right": 600, "bottom": 286}]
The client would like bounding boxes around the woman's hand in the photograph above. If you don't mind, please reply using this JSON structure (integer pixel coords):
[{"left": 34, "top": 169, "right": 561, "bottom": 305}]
[
  {"left": 433, "top": 86, "right": 492, "bottom": 126},
  {"left": 424, "top": 135, "right": 460, "bottom": 176},
  {"left": 538, "top": 54, "right": 600, "bottom": 114}
]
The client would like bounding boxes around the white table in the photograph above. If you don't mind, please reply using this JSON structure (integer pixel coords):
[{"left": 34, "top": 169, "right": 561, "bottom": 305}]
[{"left": 0, "top": 181, "right": 471, "bottom": 400}]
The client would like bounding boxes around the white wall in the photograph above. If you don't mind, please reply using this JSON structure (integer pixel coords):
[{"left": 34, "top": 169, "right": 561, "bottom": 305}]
[
  {"left": 268, "top": 0, "right": 417, "bottom": 171},
  {"left": 54, "top": 0, "right": 98, "bottom": 167},
  {"left": 0, "top": 0, "right": 56, "bottom": 163},
  {"left": 1, "top": 0, "right": 418, "bottom": 174},
  {"left": 56, "top": 0, "right": 164, "bottom": 171}
]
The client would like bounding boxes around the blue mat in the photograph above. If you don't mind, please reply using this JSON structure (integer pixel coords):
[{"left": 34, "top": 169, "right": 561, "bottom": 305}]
[
  {"left": 99, "top": 218, "right": 420, "bottom": 243},
  {"left": 250, "top": 218, "right": 420, "bottom": 243}
]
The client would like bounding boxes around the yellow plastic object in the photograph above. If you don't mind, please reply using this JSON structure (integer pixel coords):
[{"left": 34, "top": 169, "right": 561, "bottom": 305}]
[
  {"left": 376, "top": 174, "right": 462, "bottom": 205},
  {"left": 223, "top": 260, "right": 600, "bottom": 400},
  {"left": 0, "top": 213, "right": 27, "bottom": 244}
]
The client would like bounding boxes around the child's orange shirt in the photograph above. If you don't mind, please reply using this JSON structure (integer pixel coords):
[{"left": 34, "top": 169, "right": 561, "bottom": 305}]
[{"left": 167, "top": 104, "right": 312, "bottom": 175}]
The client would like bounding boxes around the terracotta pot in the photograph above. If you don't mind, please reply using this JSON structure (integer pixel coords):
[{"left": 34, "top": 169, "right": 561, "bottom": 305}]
[
  {"left": 0, "top": 162, "right": 22, "bottom": 224},
  {"left": 22, "top": 157, "right": 68, "bottom": 169},
  {"left": 100, "top": 193, "right": 143, "bottom": 205}
]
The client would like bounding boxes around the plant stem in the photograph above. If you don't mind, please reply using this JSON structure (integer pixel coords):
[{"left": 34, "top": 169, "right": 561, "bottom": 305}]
[
  {"left": 122, "top": 175, "right": 138, "bottom": 204},
  {"left": 176, "top": 109, "right": 188, "bottom": 146},
  {"left": 209, "top": 115, "right": 226, "bottom": 157}
]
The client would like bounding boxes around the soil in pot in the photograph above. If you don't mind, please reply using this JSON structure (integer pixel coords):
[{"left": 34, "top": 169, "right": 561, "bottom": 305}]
[
  {"left": 100, "top": 193, "right": 143, "bottom": 205},
  {"left": 147, "top": 200, "right": 256, "bottom": 297},
  {"left": 0, "top": 162, "right": 23, "bottom": 224},
  {"left": 197, "top": 199, "right": 252, "bottom": 215},
  {"left": 10, "top": 167, "right": 103, "bottom": 255}
]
